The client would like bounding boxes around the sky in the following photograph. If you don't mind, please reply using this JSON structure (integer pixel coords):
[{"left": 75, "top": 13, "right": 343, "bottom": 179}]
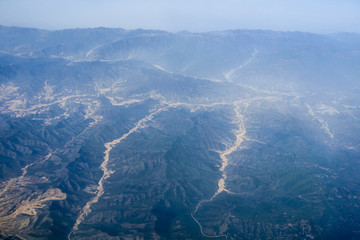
[{"left": 0, "top": 0, "right": 360, "bottom": 33}]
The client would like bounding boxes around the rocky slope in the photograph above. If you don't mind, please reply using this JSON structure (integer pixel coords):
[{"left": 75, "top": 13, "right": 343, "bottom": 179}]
[{"left": 0, "top": 25, "right": 360, "bottom": 239}]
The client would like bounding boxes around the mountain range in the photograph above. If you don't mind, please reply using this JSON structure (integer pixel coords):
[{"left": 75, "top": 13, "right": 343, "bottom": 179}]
[{"left": 0, "top": 25, "right": 360, "bottom": 239}]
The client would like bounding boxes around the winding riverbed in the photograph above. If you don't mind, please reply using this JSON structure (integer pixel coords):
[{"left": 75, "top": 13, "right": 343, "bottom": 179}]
[
  {"left": 191, "top": 105, "right": 246, "bottom": 238},
  {"left": 68, "top": 106, "right": 170, "bottom": 239}
]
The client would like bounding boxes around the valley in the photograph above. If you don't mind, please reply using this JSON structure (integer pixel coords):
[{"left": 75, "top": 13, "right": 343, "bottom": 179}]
[{"left": 0, "top": 25, "right": 360, "bottom": 239}]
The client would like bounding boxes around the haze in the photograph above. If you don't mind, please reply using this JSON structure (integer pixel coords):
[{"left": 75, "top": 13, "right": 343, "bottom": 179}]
[{"left": 0, "top": 0, "right": 360, "bottom": 33}]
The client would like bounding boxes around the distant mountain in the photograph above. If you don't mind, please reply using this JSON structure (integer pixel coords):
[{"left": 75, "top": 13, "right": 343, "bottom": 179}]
[{"left": 0, "top": 25, "right": 360, "bottom": 240}]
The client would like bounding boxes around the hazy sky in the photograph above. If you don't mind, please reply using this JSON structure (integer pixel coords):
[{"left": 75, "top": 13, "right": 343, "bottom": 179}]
[{"left": 0, "top": 0, "right": 359, "bottom": 33}]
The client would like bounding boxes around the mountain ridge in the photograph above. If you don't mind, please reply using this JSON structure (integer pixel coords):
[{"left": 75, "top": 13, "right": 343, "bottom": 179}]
[{"left": 0, "top": 24, "right": 360, "bottom": 239}]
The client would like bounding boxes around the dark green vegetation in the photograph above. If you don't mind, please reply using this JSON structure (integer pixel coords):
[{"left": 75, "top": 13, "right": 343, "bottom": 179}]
[{"left": 0, "top": 25, "right": 360, "bottom": 239}]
